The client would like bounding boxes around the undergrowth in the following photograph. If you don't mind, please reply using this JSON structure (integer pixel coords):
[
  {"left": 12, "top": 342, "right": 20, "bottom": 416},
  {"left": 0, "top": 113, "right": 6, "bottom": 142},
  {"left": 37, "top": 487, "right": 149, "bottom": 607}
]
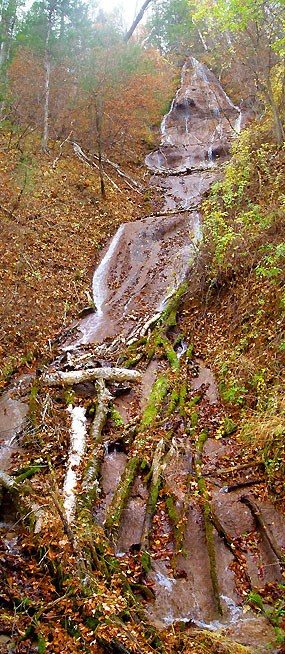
[{"left": 185, "top": 122, "right": 285, "bottom": 502}]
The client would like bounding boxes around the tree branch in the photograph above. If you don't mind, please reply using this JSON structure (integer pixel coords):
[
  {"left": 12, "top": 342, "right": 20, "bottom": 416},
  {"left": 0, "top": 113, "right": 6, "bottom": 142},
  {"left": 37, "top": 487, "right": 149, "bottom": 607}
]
[{"left": 124, "top": 0, "right": 154, "bottom": 43}]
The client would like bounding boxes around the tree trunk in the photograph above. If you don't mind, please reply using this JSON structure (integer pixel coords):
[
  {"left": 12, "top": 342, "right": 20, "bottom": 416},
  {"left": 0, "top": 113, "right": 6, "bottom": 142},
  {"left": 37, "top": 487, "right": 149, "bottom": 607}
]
[
  {"left": 94, "top": 95, "right": 106, "bottom": 199},
  {"left": 124, "top": 0, "right": 154, "bottom": 43},
  {"left": 42, "top": 9, "right": 53, "bottom": 151}
]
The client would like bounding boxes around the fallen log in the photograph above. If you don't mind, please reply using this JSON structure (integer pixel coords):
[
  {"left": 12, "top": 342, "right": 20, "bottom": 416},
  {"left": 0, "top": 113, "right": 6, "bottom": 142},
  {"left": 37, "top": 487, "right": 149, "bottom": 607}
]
[
  {"left": 63, "top": 405, "right": 88, "bottom": 524},
  {"left": 41, "top": 366, "right": 141, "bottom": 386},
  {"left": 196, "top": 430, "right": 223, "bottom": 616},
  {"left": 81, "top": 380, "right": 113, "bottom": 508},
  {"left": 221, "top": 479, "right": 263, "bottom": 493},
  {"left": 204, "top": 461, "right": 263, "bottom": 478},
  {"left": 240, "top": 494, "right": 285, "bottom": 566},
  {"left": 0, "top": 470, "right": 17, "bottom": 492},
  {"left": 141, "top": 439, "right": 165, "bottom": 551},
  {"left": 104, "top": 456, "right": 141, "bottom": 533}
]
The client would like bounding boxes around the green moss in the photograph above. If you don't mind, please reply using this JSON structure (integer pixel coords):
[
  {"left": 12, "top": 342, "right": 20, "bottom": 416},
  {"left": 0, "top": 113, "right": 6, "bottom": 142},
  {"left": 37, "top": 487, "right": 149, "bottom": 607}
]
[
  {"left": 197, "top": 429, "right": 209, "bottom": 458},
  {"left": 162, "top": 339, "right": 180, "bottom": 372},
  {"left": 142, "top": 376, "right": 169, "bottom": 427},
  {"left": 167, "top": 387, "right": 180, "bottom": 415},
  {"left": 141, "top": 551, "right": 151, "bottom": 573},
  {"left": 165, "top": 308, "right": 177, "bottom": 327},
  {"left": 63, "top": 388, "right": 76, "bottom": 406},
  {"left": 104, "top": 456, "right": 140, "bottom": 530},
  {"left": 160, "top": 282, "right": 188, "bottom": 326},
  {"left": 149, "top": 480, "right": 160, "bottom": 510},
  {"left": 186, "top": 344, "right": 194, "bottom": 360},
  {"left": 191, "top": 410, "right": 199, "bottom": 428},
  {"left": 110, "top": 404, "right": 123, "bottom": 427},
  {"left": 198, "top": 477, "right": 222, "bottom": 616},
  {"left": 179, "top": 383, "right": 188, "bottom": 417},
  {"left": 15, "top": 465, "right": 42, "bottom": 483},
  {"left": 188, "top": 394, "right": 201, "bottom": 408},
  {"left": 37, "top": 634, "right": 46, "bottom": 654},
  {"left": 165, "top": 495, "right": 186, "bottom": 557}
]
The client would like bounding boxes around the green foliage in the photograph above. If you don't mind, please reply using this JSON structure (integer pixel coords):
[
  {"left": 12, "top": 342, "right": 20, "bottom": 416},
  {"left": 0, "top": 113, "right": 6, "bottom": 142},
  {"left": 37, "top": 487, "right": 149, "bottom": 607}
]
[
  {"left": 146, "top": 0, "right": 196, "bottom": 55},
  {"left": 246, "top": 590, "right": 264, "bottom": 611},
  {"left": 256, "top": 243, "right": 285, "bottom": 279},
  {"left": 37, "top": 633, "right": 46, "bottom": 654},
  {"left": 202, "top": 134, "right": 285, "bottom": 284},
  {"left": 110, "top": 404, "right": 123, "bottom": 427}
]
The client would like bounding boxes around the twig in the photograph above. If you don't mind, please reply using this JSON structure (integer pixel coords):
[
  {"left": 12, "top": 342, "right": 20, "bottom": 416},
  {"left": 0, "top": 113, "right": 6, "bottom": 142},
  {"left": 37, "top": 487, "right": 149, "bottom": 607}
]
[
  {"left": 52, "top": 130, "right": 73, "bottom": 168},
  {"left": 204, "top": 461, "right": 263, "bottom": 477},
  {"left": 222, "top": 479, "right": 264, "bottom": 492},
  {"left": 0, "top": 202, "right": 19, "bottom": 221}
]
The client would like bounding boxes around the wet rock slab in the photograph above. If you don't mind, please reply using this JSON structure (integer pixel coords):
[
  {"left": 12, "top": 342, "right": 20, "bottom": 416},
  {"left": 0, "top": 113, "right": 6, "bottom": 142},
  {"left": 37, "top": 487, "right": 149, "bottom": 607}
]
[
  {"left": 75, "top": 211, "right": 201, "bottom": 345},
  {"left": 0, "top": 391, "right": 28, "bottom": 472}
]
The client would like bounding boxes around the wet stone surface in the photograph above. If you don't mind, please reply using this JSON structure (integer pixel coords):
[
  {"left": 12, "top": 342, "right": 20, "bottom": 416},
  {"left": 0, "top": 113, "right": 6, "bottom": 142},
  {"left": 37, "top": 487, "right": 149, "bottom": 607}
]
[{"left": 0, "top": 391, "right": 28, "bottom": 472}]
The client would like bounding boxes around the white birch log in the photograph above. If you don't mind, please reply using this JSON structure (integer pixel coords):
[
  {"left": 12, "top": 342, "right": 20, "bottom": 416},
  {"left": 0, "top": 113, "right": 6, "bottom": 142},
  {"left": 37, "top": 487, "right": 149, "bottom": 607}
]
[
  {"left": 63, "top": 405, "right": 87, "bottom": 524},
  {"left": 41, "top": 367, "right": 141, "bottom": 387}
]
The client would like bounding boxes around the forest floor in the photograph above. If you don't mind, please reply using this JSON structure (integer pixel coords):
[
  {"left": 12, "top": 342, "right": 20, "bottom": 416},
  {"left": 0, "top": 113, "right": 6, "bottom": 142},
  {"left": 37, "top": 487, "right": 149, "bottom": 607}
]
[{"left": 0, "top": 133, "right": 156, "bottom": 384}]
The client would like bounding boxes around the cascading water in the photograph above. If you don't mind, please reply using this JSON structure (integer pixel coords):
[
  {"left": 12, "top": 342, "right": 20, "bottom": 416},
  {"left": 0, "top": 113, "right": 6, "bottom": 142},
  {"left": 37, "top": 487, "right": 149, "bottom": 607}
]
[{"left": 72, "top": 57, "right": 241, "bottom": 349}]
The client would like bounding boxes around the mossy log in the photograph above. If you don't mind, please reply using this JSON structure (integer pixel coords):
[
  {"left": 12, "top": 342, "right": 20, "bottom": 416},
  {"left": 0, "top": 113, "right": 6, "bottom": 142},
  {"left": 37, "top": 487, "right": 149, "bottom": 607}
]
[
  {"left": 196, "top": 430, "right": 223, "bottom": 616},
  {"left": 104, "top": 456, "right": 141, "bottom": 533},
  {"left": 160, "top": 282, "right": 188, "bottom": 328},
  {"left": 80, "top": 380, "right": 113, "bottom": 511},
  {"left": 198, "top": 477, "right": 223, "bottom": 616},
  {"left": 141, "top": 376, "right": 169, "bottom": 427},
  {"left": 141, "top": 439, "right": 165, "bottom": 551}
]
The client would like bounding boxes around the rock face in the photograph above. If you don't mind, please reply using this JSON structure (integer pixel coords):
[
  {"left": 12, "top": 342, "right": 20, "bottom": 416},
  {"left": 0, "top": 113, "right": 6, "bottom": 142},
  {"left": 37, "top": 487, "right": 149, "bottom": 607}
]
[
  {"left": 146, "top": 57, "right": 241, "bottom": 173},
  {"left": 0, "top": 391, "right": 28, "bottom": 472},
  {"left": 70, "top": 57, "right": 240, "bottom": 348}
]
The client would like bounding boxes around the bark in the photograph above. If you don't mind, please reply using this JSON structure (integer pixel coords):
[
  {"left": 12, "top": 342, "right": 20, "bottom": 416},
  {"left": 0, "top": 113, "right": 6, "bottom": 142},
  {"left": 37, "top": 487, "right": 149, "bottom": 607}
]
[
  {"left": 196, "top": 431, "right": 223, "bottom": 616},
  {"left": 222, "top": 479, "right": 263, "bottom": 492},
  {"left": 124, "top": 0, "right": 154, "bottom": 42},
  {"left": 42, "top": 7, "right": 53, "bottom": 151},
  {"left": 72, "top": 141, "right": 122, "bottom": 193},
  {"left": 41, "top": 366, "right": 142, "bottom": 386},
  {"left": 204, "top": 461, "right": 263, "bottom": 477},
  {"left": 63, "top": 405, "right": 88, "bottom": 524},
  {"left": 94, "top": 95, "right": 106, "bottom": 199},
  {"left": 0, "top": 469, "right": 17, "bottom": 492},
  {"left": 240, "top": 494, "right": 285, "bottom": 565},
  {"left": 141, "top": 439, "right": 165, "bottom": 550},
  {"left": 81, "top": 380, "right": 113, "bottom": 510},
  {"left": 104, "top": 456, "right": 141, "bottom": 532}
]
